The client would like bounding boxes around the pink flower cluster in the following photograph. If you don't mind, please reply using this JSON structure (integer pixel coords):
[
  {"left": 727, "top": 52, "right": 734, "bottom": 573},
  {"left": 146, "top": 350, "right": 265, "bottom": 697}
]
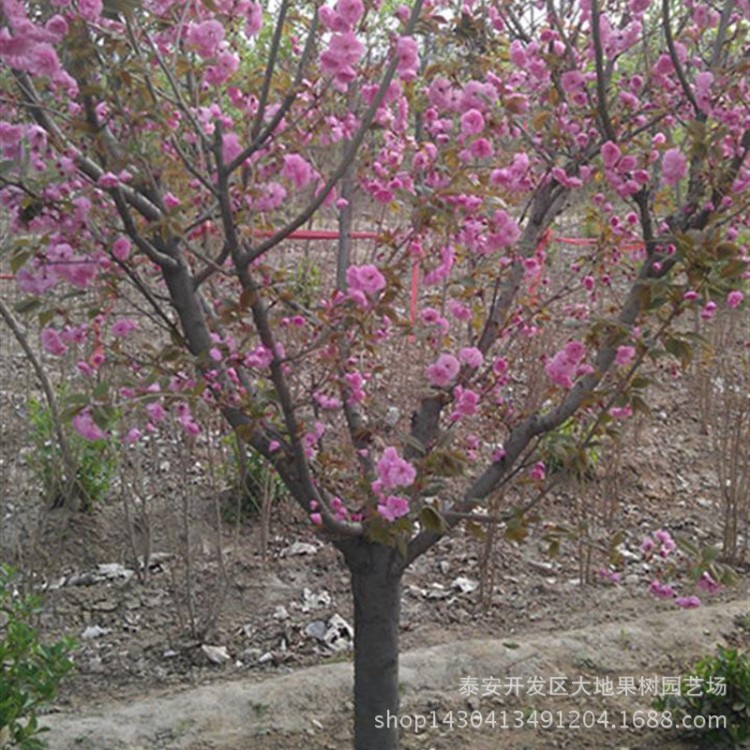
[
  {"left": 375, "top": 446, "right": 416, "bottom": 489},
  {"left": 545, "top": 340, "right": 588, "bottom": 389},
  {"left": 426, "top": 353, "right": 460, "bottom": 388},
  {"left": 320, "top": 31, "right": 364, "bottom": 91},
  {"left": 649, "top": 580, "right": 701, "bottom": 608},
  {"left": 450, "top": 386, "right": 479, "bottom": 421},
  {"left": 346, "top": 264, "right": 386, "bottom": 304},
  {"left": 599, "top": 140, "right": 651, "bottom": 199},
  {"left": 244, "top": 345, "right": 273, "bottom": 369},
  {"left": 661, "top": 148, "right": 688, "bottom": 186},
  {"left": 281, "top": 154, "right": 314, "bottom": 189},
  {"left": 614, "top": 345, "right": 636, "bottom": 367},
  {"left": 395, "top": 36, "right": 419, "bottom": 80},
  {"left": 377, "top": 495, "right": 410, "bottom": 522},
  {"left": 175, "top": 402, "right": 200, "bottom": 436},
  {"left": 186, "top": 20, "right": 225, "bottom": 59},
  {"left": 641, "top": 528, "right": 676, "bottom": 558},
  {"left": 486, "top": 209, "right": 521, "bottom": 251},
  {"left": 72, "top": 409, "right": 106, "bottom": 441},
  {"left": 309, "top": 495, "right": 359, "bottom": 527}
]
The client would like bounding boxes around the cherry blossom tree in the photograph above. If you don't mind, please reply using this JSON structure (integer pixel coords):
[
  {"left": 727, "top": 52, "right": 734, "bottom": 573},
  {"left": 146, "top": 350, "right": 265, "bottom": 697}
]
[{"left": 1, "top": 0, "right": 749, "bottom": 748}]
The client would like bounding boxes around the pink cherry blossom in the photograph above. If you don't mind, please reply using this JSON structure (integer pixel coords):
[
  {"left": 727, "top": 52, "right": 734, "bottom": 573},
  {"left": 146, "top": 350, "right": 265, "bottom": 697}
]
[
  {"left": 73, "top": 409, "right": 106, "bottom": 441},
  {"left": 123, "top": 428, "right": 142, "bottom": 445},
  {"left": 336, "top": 0, "right": 364, "bottom": 27},
  {"left": 425, "top": 353, "right": 460, "bottom": 387},
  {"left": 281, "top": 154, "right": 313, "bottom": 189},
  {"left": 320, "top": 31, "right": 363, "bottom": 87},
  {"left": 601, "top": 141, "right": 621, "bottom": 168},
  {"left": 727, "top": 290, "right": 744, "bottom": 309},
  {"left": 376, "top": 446, "right": 416, "bottom": 489},
  {"left": 346, "top": 264, "right": 386, "bottom": 296},
  {"left": 377, "top": 495, "right": 410, "bottom": 522},
  {"left": 448, "top": 299, "right": 471, "bottom": 321},
  {"left": 27, "top": 44, "right": 62, "bottom": 77},
  {"left": 661, "top": 148, "right": 688, "bottom": 186},
  {"left": 649, "top": 580, "right": 676, "bottom": 599},
  {"left": 186, "top": 20, "right": 225, "bottom": 59},
  {"left": 245, "top": 2, "right": 263, "bottom": 37},
  {"left": 244, "top": 345, "right": 273, "bottom": 369},
  {"left": 254, "top": 182, "right": 287, "bottom": 212},
  {"left": 459, "top": 347, "right": 483, "bottom": 368},
  {"left": 78, "top": 0, "right": 103, "bottom": 21},
  {"left": 614, "top": 345, "right": 636, "bottom": 367},
  {"left": 146, "top": 402, "right": 166, "bottom": 422},
  {"left": 40, "top": 327, "right": 67, "bottom": 356},
  {"left": 696, "top": 571, "right": 721, "bottom": 594},
  {"left": 654, "top": 528, "right": 676, "bottom": 557},
  {"left": 609, "top": 405, "right": 633, "bottom": 420},
  {"left": 395, "top": 36, "right": 419, "bottom": 80},
  {"left": 530, "top": 461, "right": 546, "bottom": 480},
  {"left": 112, "top": 236, "right": 131, "bottom": 261},
  {"left": 545, "top": 340, "right": 586, "bottom": 389},
  {"left": 674, "top": 595, "right": 701, "bottom": 608},
  {"left": 450, "top": 386, "right": 479, "bottom": 420},
  {"left": 460, "top": 108, "right": 485, "bottom": 137},
  {"left": 701, "top": 300, "right": 717, "bottom": 320},
  {"left": 111, "top": 318, "right": 138, "bottom": 338}
]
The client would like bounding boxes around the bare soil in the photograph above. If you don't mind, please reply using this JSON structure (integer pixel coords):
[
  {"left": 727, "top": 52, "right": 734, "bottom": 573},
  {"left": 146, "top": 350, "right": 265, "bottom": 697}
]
[{"left": 1, "top": 277, "right": 748, "bottom": 748}]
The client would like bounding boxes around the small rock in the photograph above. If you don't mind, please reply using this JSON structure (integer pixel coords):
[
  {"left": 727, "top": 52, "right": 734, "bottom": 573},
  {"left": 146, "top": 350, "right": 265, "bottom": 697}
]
[
  {"left": 282, "top": 542, "right": 319, "bottom": 557},
  {"left": 452, "top": 576, "right": 479, "bottom": 594},
  {"left": 301, "top": 588, "right": 332, "bottom": 612},
  {"left": 241, "top": 647, "right": 262, "bottom": 663},
  {"left": 305, "top": 620, "right": 328, "bottom": 641},
  {"left": 258, "top": 652, "right": 274, "bottom": 665},
  {"left": 426, "top": 583, "right": 450, "bottom": 599},
  {"left": 66, "top": 572, "right": 97, "bottom": 587},
  {"left": 97, "top": 563, "right": 134, "bottom": 581},
  {"left": 528, "top": 560, "right": 556, "bottom": 573},
  {"left": 201, "top": 644, "right": 230, "bottom": 665},
  {"left": 323, "top": 614, "right": 353, "bottom": 652},
  {"left": 81, "top": 625, "right": 110, "bottom": 640},
  {"left": 273, "top": 606, "right": 290, "bottom": 620}
]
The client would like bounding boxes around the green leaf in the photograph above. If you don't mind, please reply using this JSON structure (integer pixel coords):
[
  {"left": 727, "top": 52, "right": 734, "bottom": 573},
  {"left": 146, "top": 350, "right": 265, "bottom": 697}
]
[
  {"left": 10, "top": 249, "right": 32, "bottom": 274},
  {"left": 13, "top": 298, "right": 41, "bottom": 316},
  {"left": 720, "top": 259, "right": 747, "bottom": 279},
  {"left": 419, "top": 505, "right": 447, "bottom": 534},
  {"left": 664, "top": 336, "right": 693, "bottom": 368}
]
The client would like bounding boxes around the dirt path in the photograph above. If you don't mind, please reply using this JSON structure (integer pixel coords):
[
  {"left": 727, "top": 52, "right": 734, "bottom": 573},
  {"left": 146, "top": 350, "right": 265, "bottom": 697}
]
[{"left": 44, "top": 600, "right": 749, "bottom": 750}]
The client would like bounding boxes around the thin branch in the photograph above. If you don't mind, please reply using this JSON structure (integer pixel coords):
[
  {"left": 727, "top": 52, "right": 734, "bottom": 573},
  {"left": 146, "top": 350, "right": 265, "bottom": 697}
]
[
  {"left": 237, "top": 0, "right": 426, "bottom": 266},
  {"left": 590, "top": 0, "right": 616, "bottom": 141},
  {"left": 226, "top": 10, "right": 321, "bottom": 175},
  {"left": 0, "top": 299, "right": 78, "bottom": 505},
  {"left": 251, "top": 0, "right": 291, "bottom": 141},
  {"left": 662, "top": 0, "right": 700, "bottom": 115}
]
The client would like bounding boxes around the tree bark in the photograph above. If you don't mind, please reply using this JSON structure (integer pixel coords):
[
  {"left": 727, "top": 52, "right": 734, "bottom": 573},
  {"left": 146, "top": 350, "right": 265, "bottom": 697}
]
[{"left": 341, "top": 540, "right": 404, "bottom": 750}]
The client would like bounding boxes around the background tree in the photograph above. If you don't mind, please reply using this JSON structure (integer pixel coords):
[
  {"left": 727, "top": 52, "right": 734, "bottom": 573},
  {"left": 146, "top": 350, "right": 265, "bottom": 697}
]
[{"left": 0, "top": 0, "right": 748, "bottom": 748}]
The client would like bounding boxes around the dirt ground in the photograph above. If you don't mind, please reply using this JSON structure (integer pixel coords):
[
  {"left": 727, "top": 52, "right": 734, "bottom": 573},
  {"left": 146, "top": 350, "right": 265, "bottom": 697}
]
[
  {"left": 41, "top": 600, "right": 750, "bottom": 750},
  {"left": 1, "top": 303, "right": 749, "bottom": 749}
]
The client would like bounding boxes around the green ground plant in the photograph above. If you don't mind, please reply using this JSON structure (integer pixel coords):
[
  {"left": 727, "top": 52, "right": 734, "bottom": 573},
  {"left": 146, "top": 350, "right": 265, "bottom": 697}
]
[
  {"left": 655, "top": 646, "right": 750, "bottom": 748},
  {"left": 0, "top": 566, "right": 75, "bottom": 750},
  {"left": 220, "top": 437, "right": 286, "bottom": 524},
  {"left": 27, "top": 393, "right": 117, "bottom": 511}
]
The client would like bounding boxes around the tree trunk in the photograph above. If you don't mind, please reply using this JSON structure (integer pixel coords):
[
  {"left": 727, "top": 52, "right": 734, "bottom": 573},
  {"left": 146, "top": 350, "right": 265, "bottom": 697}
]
[{"left": 342, "top": 540, "right": 404, "bottom": 750}]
